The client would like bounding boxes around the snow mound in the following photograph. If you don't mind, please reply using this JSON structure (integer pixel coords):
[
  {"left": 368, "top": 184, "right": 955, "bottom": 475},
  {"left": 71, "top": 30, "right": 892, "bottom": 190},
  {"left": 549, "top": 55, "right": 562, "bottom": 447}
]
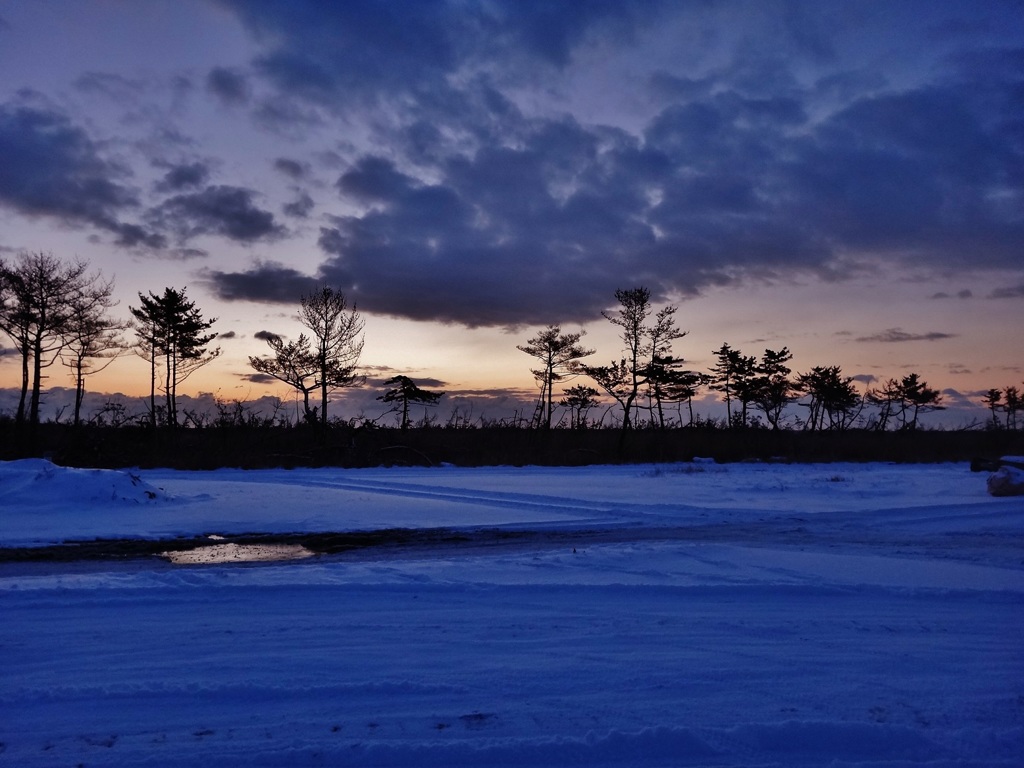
[
  {"left": 988, "top": 465, "right": 1024, "bottom": 497},
  {"left": 0, "top": 459, "right": 172, "bottom": 507}
]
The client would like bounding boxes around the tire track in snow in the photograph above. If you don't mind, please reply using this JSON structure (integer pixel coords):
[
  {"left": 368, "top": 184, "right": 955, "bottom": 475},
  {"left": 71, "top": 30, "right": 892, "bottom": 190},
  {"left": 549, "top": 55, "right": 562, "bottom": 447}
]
[{"left": 282, "top": 475, "right": 647, "bottom": 522}]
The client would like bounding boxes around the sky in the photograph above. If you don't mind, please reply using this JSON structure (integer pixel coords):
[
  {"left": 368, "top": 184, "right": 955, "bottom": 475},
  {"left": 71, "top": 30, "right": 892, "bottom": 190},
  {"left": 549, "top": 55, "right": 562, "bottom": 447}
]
[{"left": 0, "top": 0, "right": 1022, "bottom": 426}]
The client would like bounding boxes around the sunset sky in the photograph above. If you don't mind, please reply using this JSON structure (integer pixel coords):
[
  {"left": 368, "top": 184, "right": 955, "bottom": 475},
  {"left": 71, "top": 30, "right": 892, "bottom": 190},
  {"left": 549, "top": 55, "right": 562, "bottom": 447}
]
[{"left": 0, "top": 1, "right": 1021, "bottom": 425}]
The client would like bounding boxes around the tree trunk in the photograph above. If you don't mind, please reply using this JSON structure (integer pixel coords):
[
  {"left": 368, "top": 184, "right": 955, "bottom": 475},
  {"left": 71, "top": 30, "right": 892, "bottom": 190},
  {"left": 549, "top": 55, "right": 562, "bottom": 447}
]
[{"left": 16, "top": 348, "right": 29, "bottom": 424}]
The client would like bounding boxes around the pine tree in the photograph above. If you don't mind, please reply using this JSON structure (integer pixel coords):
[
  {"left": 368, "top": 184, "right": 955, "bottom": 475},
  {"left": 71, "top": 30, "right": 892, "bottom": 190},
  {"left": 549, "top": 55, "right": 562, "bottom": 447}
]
[
  {"left": 517, "top": 325, "right": 593, "bottom": 429},
  {"left": 377, "top": 375, "right": 444, "bottom": 429},
  {"left": 130, "top": 287, "right": 220, "bottom": 428}
]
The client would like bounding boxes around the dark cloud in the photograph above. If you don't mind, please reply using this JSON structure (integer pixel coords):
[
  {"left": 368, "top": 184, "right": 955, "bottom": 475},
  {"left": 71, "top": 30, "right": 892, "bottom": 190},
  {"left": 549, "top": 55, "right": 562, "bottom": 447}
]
[
  {"left": 149, "top": 185, "right": 283, "bottom": 242},
  {"left": 283, "top": 191, "right": 314, "bottom": 218},
  {"left": 204, "top": 261, "right": 320, "bottom": 303},
  {"left": 218, "top": 0, "right": 665, "bottom": 106},
  {"left": 240, "top": 372, "right": 278, "bottom": 384},
  {"left": 0, "top": 100, "right": 165, "bottom": 248},
  {"left": 273, "top": 157, "right": 309, "bottom": 179},
  {"left": 930, "top": 289, "right": 973, "bottom": 299},
  {"left": 855, "top": 328, "right": 957, "bottom": 343},
  {"left": 173, "top": 247, "right": 209, "bottom": 260},
  {"left": 155, "top": 162, "right": 210, "bottom": 192},
  {"left": 989, "top": 283, "right": 1024, "bottom": 299},
  {"left": 253, "top": 330, "right": 281, "bottom": 342},
  {"left": 189, "top": 3, "right": 1024, "bottom": 326},
  {"left": 206, "top": 66, "right": 251, "bottom": 106},
  {"left": 218, "top": 331, "right": 238, "bottom": 339}
]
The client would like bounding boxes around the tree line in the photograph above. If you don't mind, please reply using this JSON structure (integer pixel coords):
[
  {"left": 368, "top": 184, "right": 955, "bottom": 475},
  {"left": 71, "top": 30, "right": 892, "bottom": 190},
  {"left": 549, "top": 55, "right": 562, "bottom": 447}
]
[
  {"left": 517, "top": 287, "right": 959, "bottom": 433},
  {"left": 1, "top": 252, "right": 1019, "bottom": 432}
]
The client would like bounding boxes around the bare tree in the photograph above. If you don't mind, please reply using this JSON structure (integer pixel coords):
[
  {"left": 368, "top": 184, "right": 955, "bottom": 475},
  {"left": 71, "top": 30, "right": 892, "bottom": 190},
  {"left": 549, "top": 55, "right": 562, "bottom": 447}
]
[
  {"left": 0, "top": 252, "right": 93, "bottom": 425},
  {"left": 61, "top": 273, "right": 127, "bottom": 426},
  {"left": 298, "top": 286, "right": 365, "bottom": 426},
  {"left": 517, "top": 325, "right": 593, "bottom": 429},
  {"left": 583, "top": 287, "right": 687, "bottom": 430},
  {"left": 249, "top": 333, "right": 321, "bottom": 424}
]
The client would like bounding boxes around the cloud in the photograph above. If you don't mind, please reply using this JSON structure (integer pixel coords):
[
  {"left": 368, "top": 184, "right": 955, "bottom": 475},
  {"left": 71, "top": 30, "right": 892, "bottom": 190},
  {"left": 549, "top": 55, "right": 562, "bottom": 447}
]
[
  {"left": 253, "top": 330, "right": 281, "bottom": 342},
  {"left": 154, "top": 162, "right": 210, "bottom": 192},
  {"left": 206, "top": 66, "right": 251, "bottom": 106},
  {"left": 855, "top": 328, "right": 957, "bottom": 343},
  {"left": 149, "top": 185, "right": 283, "bottom": 242},
  {"left": 989, "top": 283, "right": 1024, "bottom": 299},
  {"left": 218, "top": 331, "right": 238, "bottom": 339},
  {"left": 73, "top": 71, "right": 145, "bottom": 105},
  {"left": 239, "top": 372, "right": 277, "bottom": 384},
  {"left": 0, "top": 100, "right": 165, "bottom": 248},
  {"left": 204, "top": 261, "right": 320, "bottom": 303},
  {"left": 273, "top": 157, "right": 309, "bottom": 179},
  {"left": 283, "top": 191, "right": 314, "bottom": 218},
  {"left": 220, "top": 1, "right": 631, "bottom": 105},
  {"left": 9, "top": 2, "right": 1016, "bottom": 328},
  {"left": 931, "top": 289, "right": 973, "bottom": 299}
]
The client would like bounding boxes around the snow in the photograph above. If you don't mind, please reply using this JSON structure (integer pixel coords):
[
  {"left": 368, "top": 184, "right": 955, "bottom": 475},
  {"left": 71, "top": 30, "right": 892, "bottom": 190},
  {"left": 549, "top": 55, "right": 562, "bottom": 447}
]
[{"left": 1, "top": 459, "right": 1022, "bottom": 766}]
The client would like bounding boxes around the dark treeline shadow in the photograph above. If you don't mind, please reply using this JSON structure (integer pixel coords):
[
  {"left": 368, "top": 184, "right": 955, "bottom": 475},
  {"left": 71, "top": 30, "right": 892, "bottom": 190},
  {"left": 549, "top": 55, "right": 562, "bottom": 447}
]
[{"left": 1, "top": 421, "right": 1022, "bottom": 470}]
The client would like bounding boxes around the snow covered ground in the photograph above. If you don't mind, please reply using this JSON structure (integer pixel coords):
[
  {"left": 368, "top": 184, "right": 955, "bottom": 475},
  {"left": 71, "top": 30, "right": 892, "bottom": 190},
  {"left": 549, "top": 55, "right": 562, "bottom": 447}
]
[{"left": 1, "top": 459, "right": 1022, "bottom": 766}]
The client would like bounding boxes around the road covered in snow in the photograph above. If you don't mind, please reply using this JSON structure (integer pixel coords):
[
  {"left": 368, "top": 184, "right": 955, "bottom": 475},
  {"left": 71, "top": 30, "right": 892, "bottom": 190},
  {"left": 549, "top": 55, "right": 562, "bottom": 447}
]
[{"left": 1, "top": 459, "right": 1022, "bottom": 766}]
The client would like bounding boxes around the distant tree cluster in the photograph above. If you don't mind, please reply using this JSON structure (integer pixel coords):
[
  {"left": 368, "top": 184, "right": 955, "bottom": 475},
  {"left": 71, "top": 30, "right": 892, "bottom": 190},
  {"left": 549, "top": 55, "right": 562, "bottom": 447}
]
[
  {"left": 519, "top": 286, "right": 959, "bottom": 433},
  {"left": 1, "top": 254, "right": 1017, "bottom": 433}
]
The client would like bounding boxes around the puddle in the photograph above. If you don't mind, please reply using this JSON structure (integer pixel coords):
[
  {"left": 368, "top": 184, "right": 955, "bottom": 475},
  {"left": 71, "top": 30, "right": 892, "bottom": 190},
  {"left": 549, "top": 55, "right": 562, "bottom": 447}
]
[{"left": 161, "top": 543, "right": 315, "bottom": 564}]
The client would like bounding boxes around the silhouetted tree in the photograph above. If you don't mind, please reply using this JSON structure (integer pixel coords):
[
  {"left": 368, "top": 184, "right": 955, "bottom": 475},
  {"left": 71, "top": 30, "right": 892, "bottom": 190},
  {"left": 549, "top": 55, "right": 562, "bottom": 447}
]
[
  {"left": 1002, "top": 385, "right": 1020, "bottom": 430},
  {"left": 710, "top": 343, "right": 757, "bottom": 427},
  {"left": 981, "top": 388, "right": 1003, "bottom": 430},
  {"left": 377, "top": 375, "right": 444, "bottom": 429},
  {"left": 0, "top": 252, "right": 95, "bottom": 425},
  {"left": 299, "top": 286, "right": 364, "bottom": 426},
  {"left": 868, "top": 373, "right": 943, "bottom": 430},
  {"left": 518, "top": 325, "right": 594, "bottom": 429},
  {"left": 749, "top": 347, "right": 794, "bottom": 430},
  {"left": 584, "top": 287, "right": 686, "bottom": 430},
  {"left": 661, "top": 368, "right": 710, "bottom": 427},
  {"left": 249, "top": 333, "right": 320, "bottom": 423},
  {"left": 644, "top": 354, "right": 702, "bottom": 429},
  {"left": 899, "top": 373, "right": 944, "bottom": 430},
  {"left": 642, "top": 307, "right": 687, "bottom": 426},
  {"left": 585, "top": 288, "right": 651, "bottom": 429},
  {"left": 559, "top": 384, "right": 600, "bottom": 429},
  {"left": 60, "top": 273, "right": 126, "bottom": 426},
  {"left": 796, "top": 366, "right": 861, "bottom": 430},
  {"left": 130, "top": 287, "right": 220, "bottom": 428},
  {"left": 583, "top": 358, "right": 632, "bottom": 427}
]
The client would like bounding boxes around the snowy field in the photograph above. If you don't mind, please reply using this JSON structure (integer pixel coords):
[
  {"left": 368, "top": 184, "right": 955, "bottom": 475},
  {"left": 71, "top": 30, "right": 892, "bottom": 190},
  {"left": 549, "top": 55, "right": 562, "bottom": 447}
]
[{"left": 1, "top": 458, "right": 1022, "bottom": 767}]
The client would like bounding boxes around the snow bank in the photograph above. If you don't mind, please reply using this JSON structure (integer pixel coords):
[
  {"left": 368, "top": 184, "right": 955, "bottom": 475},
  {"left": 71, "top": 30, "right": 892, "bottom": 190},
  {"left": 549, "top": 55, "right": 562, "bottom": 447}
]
[{"left": 0, "top": 458, "right": 172, "bottom": 507}]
